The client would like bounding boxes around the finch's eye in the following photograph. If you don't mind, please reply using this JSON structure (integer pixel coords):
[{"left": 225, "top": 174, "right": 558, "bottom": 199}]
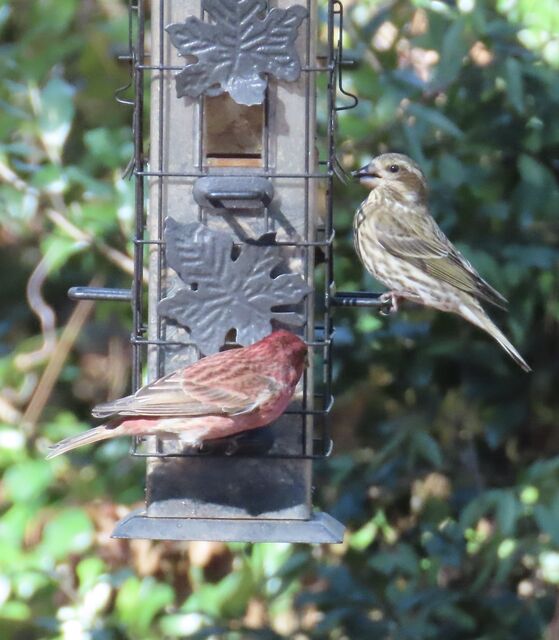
[{"left": 388, "top": 164, "right": 400, "bottom": 173}]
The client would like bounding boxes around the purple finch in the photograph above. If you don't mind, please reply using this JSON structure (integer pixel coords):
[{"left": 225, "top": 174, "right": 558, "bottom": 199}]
[
  {"left": 47, "top": 330, "right": 308, "bottom": 458},
  {"left": 352, "top": 152, "right": 530, "bottom": 372}
]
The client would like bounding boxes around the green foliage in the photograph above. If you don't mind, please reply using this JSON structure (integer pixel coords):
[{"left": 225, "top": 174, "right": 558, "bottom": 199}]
[{"left": 0, "top": 0, "right": 558, "bottom": 639}]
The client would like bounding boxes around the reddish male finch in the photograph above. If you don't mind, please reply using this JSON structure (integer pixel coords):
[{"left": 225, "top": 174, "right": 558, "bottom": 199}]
[
  {"left": 46, "top": 330, "right": 308, "bottom": 458},
  {"left": 352, "top": 152, "right": 530, "bottom": 372}
]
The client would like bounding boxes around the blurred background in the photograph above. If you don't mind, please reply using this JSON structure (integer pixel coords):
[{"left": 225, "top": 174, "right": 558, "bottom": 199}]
[{"left": 1, "top": 0, "right": 558, "bottom": 638}]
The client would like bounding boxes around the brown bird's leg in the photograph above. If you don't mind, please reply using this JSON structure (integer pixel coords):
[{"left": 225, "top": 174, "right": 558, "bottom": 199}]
[{"left": 379, "top": 291, "right": 400, "bottom": 316}]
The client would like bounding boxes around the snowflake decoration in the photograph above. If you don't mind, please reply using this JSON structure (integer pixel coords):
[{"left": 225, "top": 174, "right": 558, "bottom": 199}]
[
  {"left": 158, "top": 218, "right": 311, "bottom": 354},
  {"left": 166, "top": 0, "right": 308, "bottom": 106}
]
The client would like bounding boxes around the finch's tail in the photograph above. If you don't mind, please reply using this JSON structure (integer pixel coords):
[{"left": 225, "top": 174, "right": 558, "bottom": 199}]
[
  {"left": 46, "top": 425, "right": 118, "bottom": 459},
  {"left": 458, "top": 302, "right": 531, "bottom": 372}
]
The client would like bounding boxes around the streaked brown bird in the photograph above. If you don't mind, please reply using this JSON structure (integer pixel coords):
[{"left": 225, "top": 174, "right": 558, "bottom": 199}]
[{"left": 352, "top": 152, "right": 530, "bottom": 372}]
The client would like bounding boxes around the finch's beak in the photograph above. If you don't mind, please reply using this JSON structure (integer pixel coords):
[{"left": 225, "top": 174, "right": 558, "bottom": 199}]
[
  {"left": 351, "top": 165, "right": 380, "bottom": 181},
  {"left": 352, "top": 165, "right": 381, "bottom": 190}
]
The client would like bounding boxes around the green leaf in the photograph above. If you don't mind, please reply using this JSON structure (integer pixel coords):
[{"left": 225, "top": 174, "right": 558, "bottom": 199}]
[
  {"left": 248, "top": 543, "right": 293, "bottom": 582},
  {"left": 183, "top": 567, "right": 255, "bottom": 618},
  {"left": 3, "top": 460, "right": 53, "bottom": 504},
  {"left": 505, "top": 57, "right": 525, "bottom": 112},
  {"left": 160, "top": 613, "right": 210, "bottom": 637},
  {"left": 520, "top": 486, "right": 539, "bottom": 505},
  {"left": 116, "top": 577, "right": 174, "bottom": 633},
  {"left": 434, "top": 603, "right": 476, "bottom": 631},
  {"left": 438, "top": 153, "right": 465, "bottom": 188},
  {"left": 460, "top": 494, "right": 490, "bottom": 531},
  {"left": 497, "top": 538, "right": 516, "bottom": 559},
  {"left": 369, "top": 543, "right": 420, "bottom": 576},
  {"left": 0, "top": 5, "right": 12, "bottom": 30},
  {"left": 412, "top": 0, "right": 455, "bottom": 17},
  {"left": 533, "top": 496, "right": 559, "bottom": 544},
  {"left": 433, "top": 18, "right": 469, "bottom": 87},
  {"left": 413, "top": 431, "right": 443, "bottom": 468},
  {"left": 29, "top": 165, "right": 69, "bottom": 194},
  {"left": 36, "top": 76, "right": 75, "bottom": 162},
  {"left": 0, "top": 185, "right": 39, "bottom": 225},
  {"left": 406, "top": 103, "right": 464, "bottom": 138},
  {"left": 0, "top": 601, "right": 31, "bottom": 621},
  {"left": 540, "top": 551, "right": 559, "bottom": 584},
  {"left": 84, "top": 127, "right": 133, "bottom": 170},
  {"left": 12, "top": 570, "right": 50, "bottom": 601},
  {"left": 356, "top": 313, "right": 382, "bottom": 334},
  {"left": 40, "top": 233, "right": 86, "bottom": 273},
  {"left": 495, "top": 491, "right": 519, "bottom": 536},
  {"left": 349, "top": 520, "right": 379, "bottom": 551},
  {"left": 76, "top": 557, "right": 106, "bottom": 594},
  {"left": 0, "top": 504, "right": 33, "bottom": 557},
  {"left": 543, "top": 39, "right": 559, "bottom": 67},
  {"left": 517, "top": 154, "right": 553, "bottom": 186},
  {"left": 39, "top": 508, "right": 94, "bottom": 560},
  {"left": 30, "top": 0, "right": 77, "bottom": 36}
]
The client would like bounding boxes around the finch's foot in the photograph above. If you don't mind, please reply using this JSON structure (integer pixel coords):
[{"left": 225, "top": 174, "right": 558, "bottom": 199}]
[{"left": 379, "top": 291, "right": 400, "bottom": 316}]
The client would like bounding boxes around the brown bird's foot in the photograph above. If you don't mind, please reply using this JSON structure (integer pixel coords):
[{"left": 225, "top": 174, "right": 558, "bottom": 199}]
[{"left": 379, "top": 291, "right": 400, "bottom": 316}]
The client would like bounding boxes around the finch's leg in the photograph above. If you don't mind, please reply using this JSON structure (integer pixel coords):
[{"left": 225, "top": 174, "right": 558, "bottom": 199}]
[{"left": 379, "top": 291, "right": 400, "bottom": 316}]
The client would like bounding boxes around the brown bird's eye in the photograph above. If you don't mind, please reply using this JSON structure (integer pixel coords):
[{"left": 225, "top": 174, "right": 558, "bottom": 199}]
[{"left": 389, "top": 164, "right": 400, "bottom": 173}]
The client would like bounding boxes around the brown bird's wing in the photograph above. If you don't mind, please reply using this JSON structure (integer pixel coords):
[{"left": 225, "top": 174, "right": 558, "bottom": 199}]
[
  {"left": 374, "top": 206, "right": 508, "bottom": 309},
  {"left": 92, "top": 367, "right": 284, "bottom": 419}
]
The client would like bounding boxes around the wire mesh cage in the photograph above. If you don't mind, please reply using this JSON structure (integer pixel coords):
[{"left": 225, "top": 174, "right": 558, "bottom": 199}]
[
  {"left": 69, "top": 0, "right": 381, "bottom": 542},
  {"left": 134, "top": 0, "right": 334, "bottom": 461}
]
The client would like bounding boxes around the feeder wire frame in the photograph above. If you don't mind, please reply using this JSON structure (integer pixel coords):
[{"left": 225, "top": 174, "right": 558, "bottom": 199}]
[{"left": 118, "top": 0, "right": 359, "bottom": 461}]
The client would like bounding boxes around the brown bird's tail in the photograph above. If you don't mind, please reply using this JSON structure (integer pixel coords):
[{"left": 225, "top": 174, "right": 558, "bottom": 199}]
[
  {"left": 46, "top": 425, "right": 118, "bottom": 459},
  {"left": 458, "top": 302, "right": 531, "bottom": 372}
]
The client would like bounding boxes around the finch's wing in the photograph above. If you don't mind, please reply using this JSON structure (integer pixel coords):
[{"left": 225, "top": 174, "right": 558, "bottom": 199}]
[
  {"left": 92, "top": 368, "right": 283, "bottom": 418},
  {"left": 181, "top": 373, "right": 284, "bottom": 416},
  {"left": 375, "top": 207, "right": 508, "bottom": 309}
]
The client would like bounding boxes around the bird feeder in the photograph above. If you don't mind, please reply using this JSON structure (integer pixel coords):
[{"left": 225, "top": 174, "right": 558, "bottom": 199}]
[{"left": 68, "top": 0, "right": 379, "bottom": 543}]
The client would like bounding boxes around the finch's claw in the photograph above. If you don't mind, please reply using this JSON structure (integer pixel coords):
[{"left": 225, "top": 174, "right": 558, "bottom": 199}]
[{"left": 379, "top": 292, "right": 399, "bottom": 316}]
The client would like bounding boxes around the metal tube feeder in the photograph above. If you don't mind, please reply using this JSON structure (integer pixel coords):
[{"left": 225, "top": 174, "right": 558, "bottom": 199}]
[{"left": 99, "top": 0, "right": 356, "bottom": 543}]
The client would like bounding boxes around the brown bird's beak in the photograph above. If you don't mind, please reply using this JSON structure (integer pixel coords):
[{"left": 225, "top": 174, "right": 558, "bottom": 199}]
[{"left": 351, "top": 165, "right": 380, "bottom": 180}]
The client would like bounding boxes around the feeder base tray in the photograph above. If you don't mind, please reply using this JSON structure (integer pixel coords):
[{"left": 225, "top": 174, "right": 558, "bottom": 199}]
[{"left": 112, "top": 508, "right": 344, "bottom": 543}]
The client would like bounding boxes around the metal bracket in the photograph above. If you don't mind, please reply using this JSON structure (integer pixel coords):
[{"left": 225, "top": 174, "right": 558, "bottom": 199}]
[
  {"left": 68, "top": 287, "right": 132, "bottom": 302},
  {"left": 112, "top": 508, "right": 345, "bottom": 543},
  {"left": 193, "top": 176, "right": 274, "bottom": 210},
  {"left": 332, "top": 291, "right": 385, "bottom": 308}
]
